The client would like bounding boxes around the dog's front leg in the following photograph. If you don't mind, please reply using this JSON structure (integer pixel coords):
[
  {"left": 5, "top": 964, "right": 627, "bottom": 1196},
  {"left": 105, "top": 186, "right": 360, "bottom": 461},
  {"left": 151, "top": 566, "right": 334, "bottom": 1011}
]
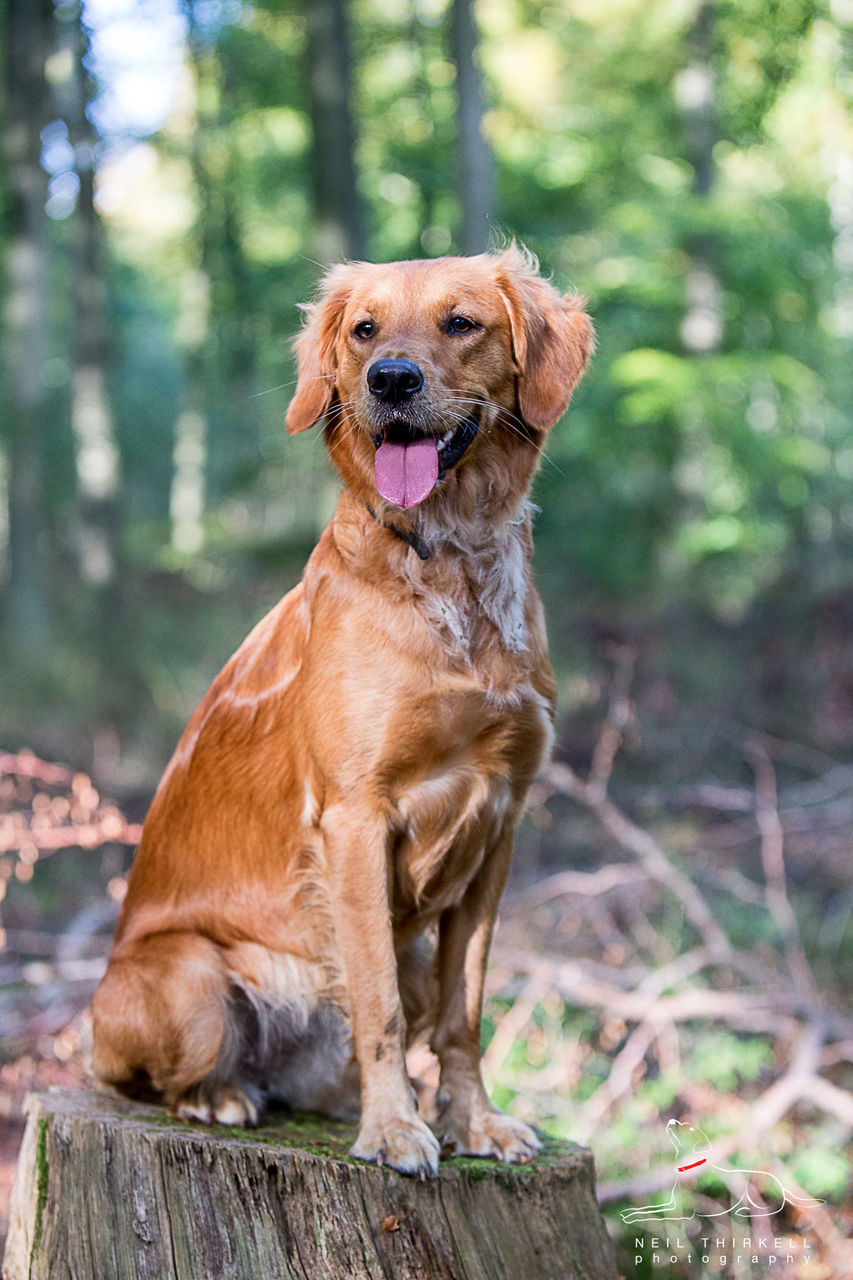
[
  {"left": 322, "top": 802, "right": 440, "bottom": 1177},
  {"left": 431, "top": 827, "right": 541, "bottom": 1163}
]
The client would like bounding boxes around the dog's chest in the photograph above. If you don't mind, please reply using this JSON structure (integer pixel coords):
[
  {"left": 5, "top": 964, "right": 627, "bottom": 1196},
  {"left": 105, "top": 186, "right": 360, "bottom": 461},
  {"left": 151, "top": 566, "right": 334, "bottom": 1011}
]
[
  {"left": 403, "top": 518, "right": 531, "bottom": 657},
  {"left": 389, "top": 680, "right": 552, "bottom": 918}
]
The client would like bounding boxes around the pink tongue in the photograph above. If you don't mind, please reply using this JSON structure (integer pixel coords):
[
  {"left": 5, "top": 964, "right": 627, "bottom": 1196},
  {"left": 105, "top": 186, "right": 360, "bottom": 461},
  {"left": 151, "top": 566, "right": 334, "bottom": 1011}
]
[{"left": 374, "top": 437, "right": 439, "bottom": 508}]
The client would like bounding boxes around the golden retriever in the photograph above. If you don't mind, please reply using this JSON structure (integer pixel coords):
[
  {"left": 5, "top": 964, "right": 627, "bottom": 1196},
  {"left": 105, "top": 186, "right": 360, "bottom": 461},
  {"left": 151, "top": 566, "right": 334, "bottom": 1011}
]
[{"left": 91, "top": 246, "right": 592, "bottom": 1176}]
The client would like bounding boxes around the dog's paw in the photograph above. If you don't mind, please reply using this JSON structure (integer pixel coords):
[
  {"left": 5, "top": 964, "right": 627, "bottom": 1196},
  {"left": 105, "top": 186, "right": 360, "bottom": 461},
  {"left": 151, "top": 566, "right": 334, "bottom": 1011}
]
[
  {"left": 350, "top": 1111, "right": 440, "bottom": 1178},
  {"left": 172, "top": 1082, "right": 259, "bottom": 1128},
  {"left": 439, "top": 1107, "right": 541, "bottom": 1164}
]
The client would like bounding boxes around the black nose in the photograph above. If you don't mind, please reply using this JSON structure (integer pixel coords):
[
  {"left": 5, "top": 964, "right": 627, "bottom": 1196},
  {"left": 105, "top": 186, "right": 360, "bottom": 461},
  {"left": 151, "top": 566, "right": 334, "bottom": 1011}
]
[{"left": 366, "top": 359, "right": 424, "bottom": 405}]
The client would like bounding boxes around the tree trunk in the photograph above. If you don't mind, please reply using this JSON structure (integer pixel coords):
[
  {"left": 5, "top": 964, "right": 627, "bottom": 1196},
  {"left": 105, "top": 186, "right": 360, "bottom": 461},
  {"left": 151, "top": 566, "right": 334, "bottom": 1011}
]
[
  {"left": 66, "top": 18, "right": 121, "bottom": 592},
  {"left": 827, "top": 5, "right": 853, "bottom": 342},
  {"left": 450, "top": 0, "right": 494, "bottom": 255},
  {"left": 2, "top": 0, "right": 56, "bottom": 650},
  {"left": 171, "top": 15, "right": 215, "bottom": 557},
  {"left": 4, "top": 1090, "right": 618, "bottom": 1280},
  {"left": 677, "top": 0, "right": 722, "bottom": 354},
  {"left": 304, "top": 0, "right": 366, "bottom": 262}
]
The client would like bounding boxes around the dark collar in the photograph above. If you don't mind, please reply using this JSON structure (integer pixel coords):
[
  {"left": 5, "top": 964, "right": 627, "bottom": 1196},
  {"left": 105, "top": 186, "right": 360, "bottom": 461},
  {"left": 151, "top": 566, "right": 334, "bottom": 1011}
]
[{"left": 364, "top": 502, "right": 431, "bottom": 561}]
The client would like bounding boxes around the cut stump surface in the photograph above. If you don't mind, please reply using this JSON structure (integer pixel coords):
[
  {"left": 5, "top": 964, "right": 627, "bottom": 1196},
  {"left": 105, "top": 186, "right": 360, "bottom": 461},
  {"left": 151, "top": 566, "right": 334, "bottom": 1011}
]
[{"left": 3, "top": 1089, "right": 617, "bottom": 1280}]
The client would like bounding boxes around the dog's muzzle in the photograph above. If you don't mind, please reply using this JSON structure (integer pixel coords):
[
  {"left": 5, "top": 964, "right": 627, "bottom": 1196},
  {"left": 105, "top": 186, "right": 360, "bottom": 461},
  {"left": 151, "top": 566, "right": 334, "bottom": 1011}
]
[{"left": 370, "top": 412, "right": 479, "bottom": 509}]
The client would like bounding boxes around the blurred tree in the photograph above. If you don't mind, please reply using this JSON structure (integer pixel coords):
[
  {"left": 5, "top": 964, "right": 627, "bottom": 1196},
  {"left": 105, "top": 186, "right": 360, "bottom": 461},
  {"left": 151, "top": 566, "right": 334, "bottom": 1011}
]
[
  {"left": 678, "top": 0, "right": 722, "bottom": 356},
  {"left": 450, "top": 0, "right": 494, "bottom": 252},
  {"left": 2, "top": 0, "right": 56, "bottom": 651},
  {"left": 168, "top": 8, "right": 219, "bottom": 561},
  {"left": 305, "top": 0, "right": 366, "bottom": 261},
  {"left": 63, "top": 7, "right": 121, "bottom": 592}
]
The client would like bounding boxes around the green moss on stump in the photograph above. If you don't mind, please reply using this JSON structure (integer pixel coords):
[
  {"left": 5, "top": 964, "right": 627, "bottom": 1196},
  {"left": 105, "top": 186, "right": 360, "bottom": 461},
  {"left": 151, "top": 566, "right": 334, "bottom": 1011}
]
[{"left": 132, "top": 1100, "right": 584, "bottom": 1180}]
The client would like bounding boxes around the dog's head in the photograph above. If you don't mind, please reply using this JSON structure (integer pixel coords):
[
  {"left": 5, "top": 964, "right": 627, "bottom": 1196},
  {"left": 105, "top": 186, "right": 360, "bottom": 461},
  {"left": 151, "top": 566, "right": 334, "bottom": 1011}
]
[{"left": 286, "top": 246, "right": 593, "bottom": 513}]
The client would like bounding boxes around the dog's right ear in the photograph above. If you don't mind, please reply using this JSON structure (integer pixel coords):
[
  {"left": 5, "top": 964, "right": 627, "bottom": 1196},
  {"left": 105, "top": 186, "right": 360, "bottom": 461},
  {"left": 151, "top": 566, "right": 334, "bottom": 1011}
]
[{"left": 285, "top": 268, "right": 352, "bottom": 435}]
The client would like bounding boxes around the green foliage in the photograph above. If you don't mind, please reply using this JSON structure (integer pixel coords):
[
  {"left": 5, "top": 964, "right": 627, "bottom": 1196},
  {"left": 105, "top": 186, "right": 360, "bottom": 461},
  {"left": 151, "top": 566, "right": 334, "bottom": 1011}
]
[
  {"left": 789, "top": 1141, "right": 851, "bottom": 1198},
  {"left": 691, "top": 1029, "right": 773, "bottom": 1091}
]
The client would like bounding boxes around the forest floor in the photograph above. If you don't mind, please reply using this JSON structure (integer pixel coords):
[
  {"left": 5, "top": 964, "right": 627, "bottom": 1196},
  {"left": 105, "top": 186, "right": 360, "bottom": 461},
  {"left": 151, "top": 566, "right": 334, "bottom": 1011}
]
[{"left": 2, "top": 674, "right": 852, "bottom": 1277}]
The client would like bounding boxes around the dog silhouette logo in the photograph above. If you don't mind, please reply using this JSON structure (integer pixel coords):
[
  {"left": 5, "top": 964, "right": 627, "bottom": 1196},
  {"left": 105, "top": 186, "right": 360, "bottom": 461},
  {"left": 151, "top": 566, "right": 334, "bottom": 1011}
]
[{"left": 619, "top": 1120, "right": 825, "bottom": 1224}]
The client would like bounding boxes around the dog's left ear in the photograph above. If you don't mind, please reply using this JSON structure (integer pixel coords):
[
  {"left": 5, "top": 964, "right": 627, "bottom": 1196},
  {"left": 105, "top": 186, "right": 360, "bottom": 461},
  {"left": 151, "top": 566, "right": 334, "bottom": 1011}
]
[
  {"left": 285, "top": 268, "right": 352, "bottom": 435},
  {"left": 496, "top": 248, "right": 594, "bottom": 432}
]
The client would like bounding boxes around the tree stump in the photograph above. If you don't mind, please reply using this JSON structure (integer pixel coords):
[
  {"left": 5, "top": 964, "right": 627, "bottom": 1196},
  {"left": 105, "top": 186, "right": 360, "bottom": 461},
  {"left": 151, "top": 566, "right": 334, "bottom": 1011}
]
[{"left": 3, "top": 1090, "right": 618, "bottom": 1280}]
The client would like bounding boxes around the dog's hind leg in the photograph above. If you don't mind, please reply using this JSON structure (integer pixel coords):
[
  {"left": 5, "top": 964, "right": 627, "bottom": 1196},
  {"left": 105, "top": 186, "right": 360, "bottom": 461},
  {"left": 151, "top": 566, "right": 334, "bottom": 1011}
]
[{"left": 91, "top": 931, "right": 258, "bottom": 1125}]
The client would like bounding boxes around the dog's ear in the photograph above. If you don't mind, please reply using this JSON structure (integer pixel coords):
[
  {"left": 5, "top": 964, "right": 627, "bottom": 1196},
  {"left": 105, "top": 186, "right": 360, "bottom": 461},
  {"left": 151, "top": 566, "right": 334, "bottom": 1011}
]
[
  {"left": 496, "top": 246, "right": 594, "bottom": 432},
  {"left": 285, "top": 267, "right": 353, "bottom": 435}
]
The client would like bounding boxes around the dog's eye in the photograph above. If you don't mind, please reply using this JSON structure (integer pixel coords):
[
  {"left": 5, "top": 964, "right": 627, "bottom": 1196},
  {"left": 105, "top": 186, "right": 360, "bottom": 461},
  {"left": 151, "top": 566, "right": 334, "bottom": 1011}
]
[
  {"left": 447, "top": 315, "right": 477, "bottom": 334},
  {"left": 353, "top": 320, "right": 375, "bottom": 340}
]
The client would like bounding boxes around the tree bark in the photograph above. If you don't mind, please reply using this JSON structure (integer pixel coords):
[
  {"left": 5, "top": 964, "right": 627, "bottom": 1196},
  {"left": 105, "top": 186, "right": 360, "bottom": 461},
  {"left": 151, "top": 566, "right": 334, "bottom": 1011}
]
[
  {"left": 4, "top": 1090, "right": 618, "bottom": 1280},
  {"left": 304, "top": 0, "right": 366, "bottom": 262},
  {"left": 450, "top": 0, "right": 494, "bottom": 255},
  {"left": 2, "top": 0, "right": 56, "bottom": 650}
]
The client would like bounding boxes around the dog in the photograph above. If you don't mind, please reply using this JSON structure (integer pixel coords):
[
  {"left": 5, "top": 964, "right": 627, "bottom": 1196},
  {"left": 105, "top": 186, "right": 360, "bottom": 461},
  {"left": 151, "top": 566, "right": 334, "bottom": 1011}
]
[
  {"left": 619, "top": 1119, "right": 825, "bottom": 1223},
  {"left": 91, "top": 246, "right": 593, "bottom": 1176}
]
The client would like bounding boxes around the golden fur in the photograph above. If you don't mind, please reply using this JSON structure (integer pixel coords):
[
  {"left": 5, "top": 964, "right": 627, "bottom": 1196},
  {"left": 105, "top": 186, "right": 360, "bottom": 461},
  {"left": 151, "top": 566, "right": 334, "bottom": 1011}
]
[{"left": 91, "top": 246, "right": 593, "bottom": 1175}]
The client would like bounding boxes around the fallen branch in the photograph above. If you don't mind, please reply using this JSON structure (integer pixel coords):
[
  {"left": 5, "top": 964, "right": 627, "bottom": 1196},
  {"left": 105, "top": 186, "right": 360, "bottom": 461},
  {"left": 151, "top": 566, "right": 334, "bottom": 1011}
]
[
  {"left": 748, "top": 738, "right": 816, "bottom": 999},
  {"left": 543, "top": 760, "right": 733, "bottom": 958},
  {"left": 510, "top": 863, "right": 644, "bottom": 909}
]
